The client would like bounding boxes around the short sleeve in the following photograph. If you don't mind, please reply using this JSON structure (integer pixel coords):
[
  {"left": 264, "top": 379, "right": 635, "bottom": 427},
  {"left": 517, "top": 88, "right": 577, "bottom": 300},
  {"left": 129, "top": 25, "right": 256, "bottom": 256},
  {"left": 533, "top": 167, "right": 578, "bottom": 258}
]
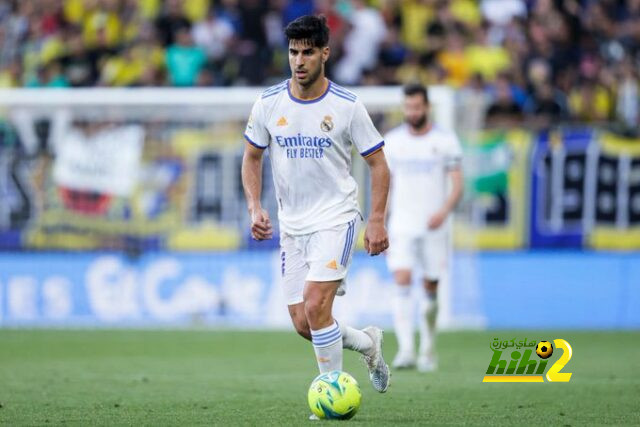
[
  {"left": 350, "top": 99, "right": 384, "bottom": 157},
  {"left": 244, "top": 98, "right": 270, "bottom": 149},
  {"left": 444, "top": 132, "right": 463, "bottom": 170}
]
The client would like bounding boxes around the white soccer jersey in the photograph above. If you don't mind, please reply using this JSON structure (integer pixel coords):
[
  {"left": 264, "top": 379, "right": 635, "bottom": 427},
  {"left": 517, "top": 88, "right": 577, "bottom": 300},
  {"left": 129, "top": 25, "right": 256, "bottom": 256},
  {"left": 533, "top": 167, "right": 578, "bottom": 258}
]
[
  {"left": 385, "top": 124, "right": 462, "bottom": 236},
  {"left": 244, "top": 79, "right": 384, "bottom": 235}
]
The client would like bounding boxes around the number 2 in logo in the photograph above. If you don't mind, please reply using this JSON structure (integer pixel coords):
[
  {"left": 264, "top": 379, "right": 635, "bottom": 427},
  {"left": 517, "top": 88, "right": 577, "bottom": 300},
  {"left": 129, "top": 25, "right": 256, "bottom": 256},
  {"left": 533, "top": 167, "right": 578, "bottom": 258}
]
[{"left": 546, "top": 339, "right": 573, "bottom": 382}]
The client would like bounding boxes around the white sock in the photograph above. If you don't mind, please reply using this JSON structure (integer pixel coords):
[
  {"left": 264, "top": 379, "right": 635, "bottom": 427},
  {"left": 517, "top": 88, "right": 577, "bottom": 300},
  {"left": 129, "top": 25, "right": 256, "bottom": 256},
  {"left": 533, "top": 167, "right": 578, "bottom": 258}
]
[
  {"left": 338, "top": 320, "right": 373, "bottom": 355},
  {"left": 418, "top": 291, "right": 437, "bottom": 357},
  {"left": 393, "top": 285, "right": 414, "bottom": 356},
  {"left": 310, "top": 321, "right": 343, "bottom": 373}
]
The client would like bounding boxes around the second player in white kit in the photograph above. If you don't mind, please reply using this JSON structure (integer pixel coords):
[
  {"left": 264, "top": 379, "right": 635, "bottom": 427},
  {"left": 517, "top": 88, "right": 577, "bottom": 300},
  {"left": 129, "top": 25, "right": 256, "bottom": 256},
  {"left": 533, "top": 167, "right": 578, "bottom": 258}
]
[{"left": 385, "top": 83, "right": 464, "bottom": 372}]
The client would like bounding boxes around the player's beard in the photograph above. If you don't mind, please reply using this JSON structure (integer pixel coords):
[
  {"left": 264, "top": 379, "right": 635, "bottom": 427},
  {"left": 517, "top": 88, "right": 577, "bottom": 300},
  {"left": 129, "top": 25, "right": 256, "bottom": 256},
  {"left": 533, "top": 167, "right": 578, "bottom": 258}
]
[
  {"left": 407, "top": 113, "right": 427, "bottom": 131},
  {"left": 297, "top": 64, "right": 323, "bottom": 88}
]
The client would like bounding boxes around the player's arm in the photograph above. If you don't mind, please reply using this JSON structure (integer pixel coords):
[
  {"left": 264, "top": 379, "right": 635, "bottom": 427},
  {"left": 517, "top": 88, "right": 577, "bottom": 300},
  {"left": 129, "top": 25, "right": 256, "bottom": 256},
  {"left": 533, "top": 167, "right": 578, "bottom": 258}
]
[
  {"left": 363, "top": 149, "right": 390, "bottom": 255},
  {"left": 241, "top": 141, "right": 272, "bottom": 240},
  {"left": 428, "top": 166, "right": 464, "bottom": 230}
]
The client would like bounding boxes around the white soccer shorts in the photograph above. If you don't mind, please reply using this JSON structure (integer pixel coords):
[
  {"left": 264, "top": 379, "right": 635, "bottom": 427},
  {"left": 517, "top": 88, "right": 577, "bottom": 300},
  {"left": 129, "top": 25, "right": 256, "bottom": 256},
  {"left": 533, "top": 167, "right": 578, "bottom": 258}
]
[
  {"left": 386, "top": 229, "right": 448, "bottom": 281},
  {"left": 279, "top": 214, "right": 362, "bottom": 305}
]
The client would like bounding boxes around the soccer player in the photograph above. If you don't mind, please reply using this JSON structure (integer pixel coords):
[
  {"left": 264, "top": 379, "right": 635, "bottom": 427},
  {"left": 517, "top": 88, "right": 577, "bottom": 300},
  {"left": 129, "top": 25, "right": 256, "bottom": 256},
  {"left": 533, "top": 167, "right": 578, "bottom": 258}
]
[
  {"left": 241, "top": 15, "right": 391, "bottom": 397},
  {"left": 384, "top": 83, "right": 463, "bottom": 372}
]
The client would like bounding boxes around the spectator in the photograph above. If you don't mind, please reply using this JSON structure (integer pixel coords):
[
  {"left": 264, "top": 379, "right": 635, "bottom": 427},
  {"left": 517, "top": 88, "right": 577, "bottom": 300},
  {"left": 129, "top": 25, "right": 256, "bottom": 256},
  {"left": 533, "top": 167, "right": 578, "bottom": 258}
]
[
  {"left": 334, "top": 0, "right": 387, "bottom": 84},
  {"left": 437, "top": 30, "right": 469, "bottom": 88},
  {"left": 236, "top": 0, "right": 269, "bottom": 85},
  {"left": 83, "top": 0, "right": 123, "bottom": 48},
  {"left": 399, "top": 0, "right": 433, "bottom": 53},
  {"left": 283, "top": 0, "right": 314, "bottom": 26},
  {"left": 524, "top": 80, "right": 568, "bottom": 129},
  {"left": 456, "top": 72, "right": 490, "bottom": 136},
  {"left": 485, "top": 74, "right": 523, "bottom": 127},
  {"left": 155, "top": 0, "right": 191, "bottom": 46},
  {"left": 568, "top": 78, "right": 613, "bottom": 123},
  {"left": 165, "top": 27, "right": 206, "bottom": 86},
  {"left": 615, "top": 59, "right": 639, "bottom": 129},
  {"left": 29, "top": 61, "right": 70, "bottom": 87},
  {"left": 465, "top": 22, "right": 511, "bottom": 82},
  {"left": 0, "top": 59, "right": 21, "bottom": 87},
  {"left": 58, "top": 27, "right": 105, "bottom": 87},
  {"left": 192, "top": 8, "right": 236, "bottom": 63},
  {"left": 480, "top": 0, "right": 526, "bottom": 27},
  {"left": 100, "top": 45, "right": 143, "bottom": 86}
]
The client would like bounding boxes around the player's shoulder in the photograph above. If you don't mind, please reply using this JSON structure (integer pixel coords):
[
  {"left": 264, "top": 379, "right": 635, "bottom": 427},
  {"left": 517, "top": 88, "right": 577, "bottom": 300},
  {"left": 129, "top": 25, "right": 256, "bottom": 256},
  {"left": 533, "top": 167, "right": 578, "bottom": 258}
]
[
  {"left": 327, "top": 81, "right": 358, "bottom": 104},
  {"left": 429, "top": 125, "right": 459, "bottom": 142},
  {"left": 384, "top": 124, "right": 408, "bottom": 140},
  {"left": 260, "top": 79, "right": 289, "bottom": 101},
  {"left": 429, "top": 124, "right": 455, "bottom": 137}
]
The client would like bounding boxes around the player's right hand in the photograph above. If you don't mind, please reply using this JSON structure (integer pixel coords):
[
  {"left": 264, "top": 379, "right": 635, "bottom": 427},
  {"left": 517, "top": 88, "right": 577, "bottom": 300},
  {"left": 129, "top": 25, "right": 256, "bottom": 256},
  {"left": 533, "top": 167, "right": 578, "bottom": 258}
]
[{"left": 249, "top": 207, "right": 273, "bottom": 240}]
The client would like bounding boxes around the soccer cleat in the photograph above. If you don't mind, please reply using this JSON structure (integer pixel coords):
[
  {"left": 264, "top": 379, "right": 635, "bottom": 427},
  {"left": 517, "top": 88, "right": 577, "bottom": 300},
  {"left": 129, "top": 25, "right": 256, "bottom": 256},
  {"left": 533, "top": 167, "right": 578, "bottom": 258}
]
[
  {"left": 309, "top": 414, "right": 320, "bottom": 421},
  {"left": 392, "top": 352, "right": 416, "bottom": 369},
  {"left": 417, "top": 354, "right": 438, "bottom": 373},
  {"left": 362, "top": 326, "right": 390, "bottom": 392}
]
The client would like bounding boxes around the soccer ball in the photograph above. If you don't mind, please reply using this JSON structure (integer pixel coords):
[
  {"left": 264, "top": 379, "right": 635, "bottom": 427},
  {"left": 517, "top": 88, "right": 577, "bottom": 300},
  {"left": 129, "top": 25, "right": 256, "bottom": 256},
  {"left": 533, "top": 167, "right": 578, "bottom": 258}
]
[
  {"left": 307, "top": 370, "right": 361, "bottom": 420},
  {"left": 536, "top": 341, "right": 554, "bottom": 359}
]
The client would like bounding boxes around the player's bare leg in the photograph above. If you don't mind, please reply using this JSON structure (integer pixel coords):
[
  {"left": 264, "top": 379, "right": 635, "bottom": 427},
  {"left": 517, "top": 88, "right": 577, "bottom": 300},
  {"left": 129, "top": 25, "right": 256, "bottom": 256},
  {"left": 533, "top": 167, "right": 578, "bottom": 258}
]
[
  {"left": 418, "top": 278, "right": 438, "bottom": 372},
  {"left": 288, "top": 303, "right": 312, "bottom": 340},
  {"left": 392, "top": 269, "right": 416, "bottom": 369}
]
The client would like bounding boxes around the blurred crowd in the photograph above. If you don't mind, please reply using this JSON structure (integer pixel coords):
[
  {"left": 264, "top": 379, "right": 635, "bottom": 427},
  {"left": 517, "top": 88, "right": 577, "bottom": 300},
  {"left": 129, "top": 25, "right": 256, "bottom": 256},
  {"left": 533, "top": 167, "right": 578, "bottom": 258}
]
[{"left": 0, "top": 0, "right": 639, "bottom": 130}]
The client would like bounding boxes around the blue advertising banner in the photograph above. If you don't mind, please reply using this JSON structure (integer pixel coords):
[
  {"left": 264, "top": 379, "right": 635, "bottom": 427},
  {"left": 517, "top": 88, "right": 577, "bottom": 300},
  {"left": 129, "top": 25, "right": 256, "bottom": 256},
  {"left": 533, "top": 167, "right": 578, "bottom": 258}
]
[
  {"left": 0, "top": 252, "right": 394, "bottom": 328},
  {"left": 0, "top": 251, "right": 638, "bottom": 329}
]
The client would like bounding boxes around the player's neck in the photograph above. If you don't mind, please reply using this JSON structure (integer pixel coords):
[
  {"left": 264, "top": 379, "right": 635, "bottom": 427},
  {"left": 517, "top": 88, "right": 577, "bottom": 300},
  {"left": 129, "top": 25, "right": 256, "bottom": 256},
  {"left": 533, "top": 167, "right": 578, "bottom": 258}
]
[
  {"left": 408, "top": 122, "right": 432, "bottom": 136},
  {"left": 289, "top": 77, "right": 329, "bottom": 101}
]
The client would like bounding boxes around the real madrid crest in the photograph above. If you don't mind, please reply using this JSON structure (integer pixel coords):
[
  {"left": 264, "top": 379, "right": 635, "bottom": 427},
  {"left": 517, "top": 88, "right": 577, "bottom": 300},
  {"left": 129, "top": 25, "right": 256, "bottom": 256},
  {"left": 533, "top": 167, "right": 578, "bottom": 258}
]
[{"left": 320, "top": 115, "right": 334, "bottom": 132}]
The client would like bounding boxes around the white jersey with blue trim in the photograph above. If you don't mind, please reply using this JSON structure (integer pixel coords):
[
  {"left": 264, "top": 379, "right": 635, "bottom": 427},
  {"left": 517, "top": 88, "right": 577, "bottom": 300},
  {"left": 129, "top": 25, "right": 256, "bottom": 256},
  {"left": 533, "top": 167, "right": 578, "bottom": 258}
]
[
  {"left": 244, "top": 79, "right": 384, "bottom": 235},
  {"left": 384, "top": 123, "right": 462, "bottom": 236}
]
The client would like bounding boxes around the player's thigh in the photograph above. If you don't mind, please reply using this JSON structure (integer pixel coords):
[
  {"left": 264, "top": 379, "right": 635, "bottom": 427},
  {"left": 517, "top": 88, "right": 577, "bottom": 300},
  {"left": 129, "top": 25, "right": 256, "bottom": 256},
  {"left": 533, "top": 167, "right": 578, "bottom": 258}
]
[
  {"left": 387, "top": 234, "right": 419, "bottom": 274},
  {"left": 421, "top": 230, "right": 448, "bottom": 282},
  {"left": 305, "top": 215, "right": 361, "bottom": 284},
  {"left": 280, "top": 233, "right": 309, "bottom": 306}
]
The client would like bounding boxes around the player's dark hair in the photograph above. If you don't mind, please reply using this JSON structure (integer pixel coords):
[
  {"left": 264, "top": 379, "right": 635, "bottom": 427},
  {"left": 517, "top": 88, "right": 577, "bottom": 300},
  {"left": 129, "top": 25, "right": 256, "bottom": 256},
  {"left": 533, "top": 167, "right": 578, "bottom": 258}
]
[
  {"left": 284, "top": 15, "right": 330, "bottom": 47},
  {"left": 403, "top": 83, "right": 429, "bottom": 104}
]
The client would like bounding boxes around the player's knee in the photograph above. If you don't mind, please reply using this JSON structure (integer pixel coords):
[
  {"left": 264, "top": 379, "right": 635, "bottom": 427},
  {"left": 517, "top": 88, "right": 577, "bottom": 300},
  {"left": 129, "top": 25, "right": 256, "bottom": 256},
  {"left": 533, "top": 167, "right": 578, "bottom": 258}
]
[
  {"left": 303, "top": 298, "right": 322, "bottom": 320},
  {"left": 394, "top": 270, "right": 412, "bottom": 285},
  {"left": 303, "top": 296, "right": 331, "bottom": 324},
  {"left": 424, "top": 279, "right": 438, "bottom": 295}
]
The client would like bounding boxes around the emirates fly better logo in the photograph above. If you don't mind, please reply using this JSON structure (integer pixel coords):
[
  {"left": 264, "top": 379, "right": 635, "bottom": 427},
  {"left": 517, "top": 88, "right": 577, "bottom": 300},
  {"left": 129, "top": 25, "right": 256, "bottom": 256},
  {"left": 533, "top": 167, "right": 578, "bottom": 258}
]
[{"left": 483, "top": 338, "right": 573, "bottom": 383}]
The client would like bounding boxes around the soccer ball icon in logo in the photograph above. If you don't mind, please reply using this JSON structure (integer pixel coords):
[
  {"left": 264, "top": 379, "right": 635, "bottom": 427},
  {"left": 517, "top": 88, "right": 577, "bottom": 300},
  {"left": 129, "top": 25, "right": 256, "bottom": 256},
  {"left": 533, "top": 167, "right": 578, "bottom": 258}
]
[
  {"left": 308, "top": 370, "right": 362, "bottom": 420},
  {"left": 536, "top": 341, "right": 554, "bottom": 359}
]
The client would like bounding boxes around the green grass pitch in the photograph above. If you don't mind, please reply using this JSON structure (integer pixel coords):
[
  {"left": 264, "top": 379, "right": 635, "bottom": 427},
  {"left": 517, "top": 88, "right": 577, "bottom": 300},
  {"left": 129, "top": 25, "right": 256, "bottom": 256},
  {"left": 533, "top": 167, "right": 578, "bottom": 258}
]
[{"left": 0, "top": 330, "right": 638, "bottom": 425}]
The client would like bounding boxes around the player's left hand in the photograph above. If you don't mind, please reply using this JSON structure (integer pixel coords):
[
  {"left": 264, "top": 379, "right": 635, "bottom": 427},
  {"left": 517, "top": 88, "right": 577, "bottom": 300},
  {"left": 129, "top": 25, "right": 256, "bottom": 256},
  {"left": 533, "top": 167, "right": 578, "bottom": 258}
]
[
  {"left": 428, "top": 210, "right": 447, "bottom": 230},
  {"left": 364, "top": 219, "right": 389, "bottom": 256}
]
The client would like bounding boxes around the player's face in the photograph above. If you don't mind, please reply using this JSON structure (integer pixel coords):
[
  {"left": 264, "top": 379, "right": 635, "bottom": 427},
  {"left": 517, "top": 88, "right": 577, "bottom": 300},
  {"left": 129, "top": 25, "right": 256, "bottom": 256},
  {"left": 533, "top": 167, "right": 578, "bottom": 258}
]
[
  {"left": 289, "top": 39, "right": 329, "bottom": 88},
  {"left": 404, "top": 94, "right": 429, "bottom": 130}
]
